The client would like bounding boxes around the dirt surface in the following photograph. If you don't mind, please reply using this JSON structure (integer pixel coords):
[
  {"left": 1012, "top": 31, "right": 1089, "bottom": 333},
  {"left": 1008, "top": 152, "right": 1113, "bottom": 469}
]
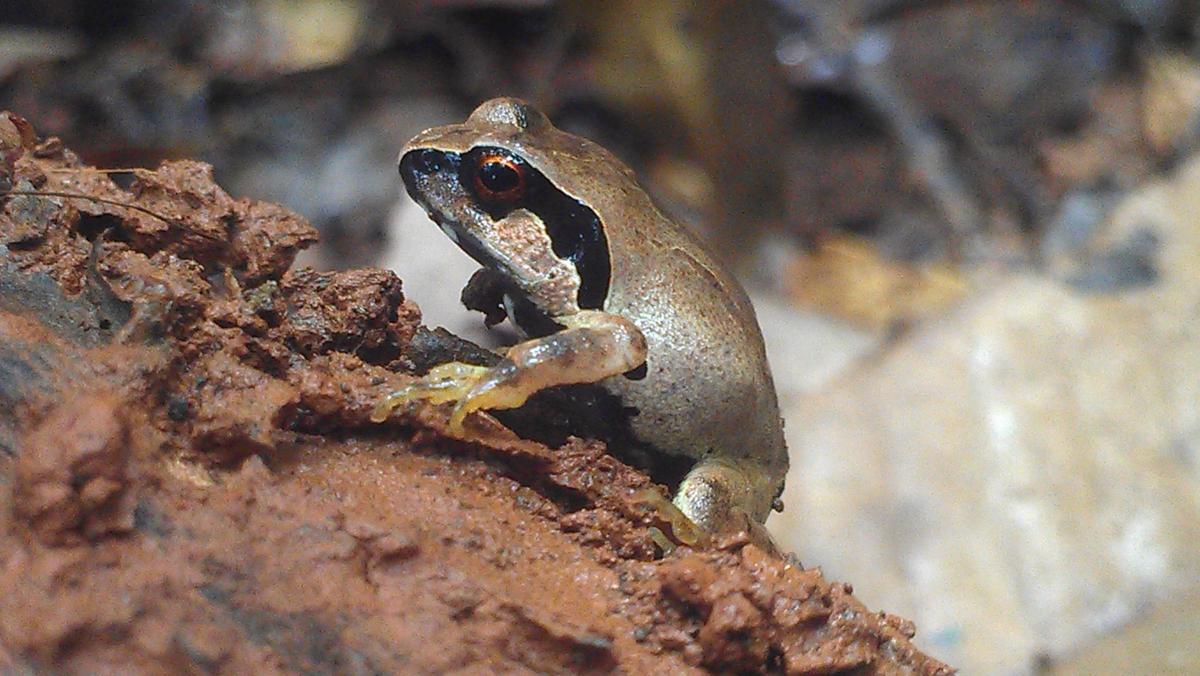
[{"left": 0, "top": 111, "right": 952, "bottom": 674}]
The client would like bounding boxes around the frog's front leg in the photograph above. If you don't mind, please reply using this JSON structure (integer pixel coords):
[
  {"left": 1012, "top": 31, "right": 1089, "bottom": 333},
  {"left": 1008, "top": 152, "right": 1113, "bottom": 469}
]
[{"left": 372, "top": 310, "right": 647, "bottom": 434}]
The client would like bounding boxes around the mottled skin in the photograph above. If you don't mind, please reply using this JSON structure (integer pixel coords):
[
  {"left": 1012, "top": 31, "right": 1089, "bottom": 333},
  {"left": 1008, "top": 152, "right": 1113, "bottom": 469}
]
[{"left": 376, "top": 98, "right": 788, "bottom": 538}]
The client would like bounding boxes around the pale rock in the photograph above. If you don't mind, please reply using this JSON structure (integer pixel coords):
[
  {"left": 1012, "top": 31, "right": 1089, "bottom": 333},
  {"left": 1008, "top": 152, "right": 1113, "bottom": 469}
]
[{"left": 771, "top": 155, "right": 1200, "bottom": 673}]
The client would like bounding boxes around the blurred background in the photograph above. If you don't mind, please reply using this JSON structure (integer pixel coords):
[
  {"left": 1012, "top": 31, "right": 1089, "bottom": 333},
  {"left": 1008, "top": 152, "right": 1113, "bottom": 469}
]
[{"left": 2, "top": 0, "right": 1198, "bottom": 672}]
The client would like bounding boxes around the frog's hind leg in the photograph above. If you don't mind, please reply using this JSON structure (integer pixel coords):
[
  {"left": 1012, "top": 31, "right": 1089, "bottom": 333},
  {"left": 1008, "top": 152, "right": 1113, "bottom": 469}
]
[{"left": 673, "top": 458, "right": 778, "bottom": 551}]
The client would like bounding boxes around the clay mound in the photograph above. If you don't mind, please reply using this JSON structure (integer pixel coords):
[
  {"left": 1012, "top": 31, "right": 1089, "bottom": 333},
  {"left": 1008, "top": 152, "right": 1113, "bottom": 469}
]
[{"left": 0, "top": 111, "right": 952, "bottom": 674}]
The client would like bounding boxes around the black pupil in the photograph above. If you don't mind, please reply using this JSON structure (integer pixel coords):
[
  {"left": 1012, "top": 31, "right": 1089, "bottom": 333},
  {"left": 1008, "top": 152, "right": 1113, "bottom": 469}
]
[{"left": 479, "top": 161, "right": 520, "bottom": 193}]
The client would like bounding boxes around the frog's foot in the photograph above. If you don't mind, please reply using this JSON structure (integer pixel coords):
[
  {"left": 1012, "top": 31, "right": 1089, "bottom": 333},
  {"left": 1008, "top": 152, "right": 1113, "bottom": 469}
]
[
  {"left": 371, "top": 360, "right": 535, "bottom": 434},
  {"left": 633, "top": 487, "right": 708, "bottom": 550}
]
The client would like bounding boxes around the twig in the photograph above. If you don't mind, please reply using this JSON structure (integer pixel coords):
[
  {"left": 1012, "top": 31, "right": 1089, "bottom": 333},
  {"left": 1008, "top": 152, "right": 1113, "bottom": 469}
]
[{"left": 4, "top": 189, "right": 176, "bottom": 225}]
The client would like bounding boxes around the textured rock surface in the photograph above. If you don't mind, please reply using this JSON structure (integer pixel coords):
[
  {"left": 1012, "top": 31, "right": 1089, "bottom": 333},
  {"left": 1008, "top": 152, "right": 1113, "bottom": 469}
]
[{"left": 0, "top": 112, "right": 951, "bottom": 674}]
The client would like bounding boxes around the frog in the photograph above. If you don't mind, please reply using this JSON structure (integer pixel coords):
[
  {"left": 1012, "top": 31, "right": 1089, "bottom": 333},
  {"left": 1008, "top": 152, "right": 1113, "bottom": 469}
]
[{"left": 374, "top": 97, "right": 788, "bottom": 544}]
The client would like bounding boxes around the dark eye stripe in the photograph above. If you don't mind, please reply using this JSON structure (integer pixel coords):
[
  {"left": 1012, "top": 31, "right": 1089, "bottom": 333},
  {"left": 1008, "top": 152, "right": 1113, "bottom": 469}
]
[{"left": 461, "top": 146, "right": 611, "bottom": 310}]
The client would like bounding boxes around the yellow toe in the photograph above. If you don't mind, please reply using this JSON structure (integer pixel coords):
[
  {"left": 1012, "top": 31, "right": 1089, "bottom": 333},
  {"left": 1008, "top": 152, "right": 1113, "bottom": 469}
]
[{"left": 632, "top": 488, "right": 707, "bottom": 547}]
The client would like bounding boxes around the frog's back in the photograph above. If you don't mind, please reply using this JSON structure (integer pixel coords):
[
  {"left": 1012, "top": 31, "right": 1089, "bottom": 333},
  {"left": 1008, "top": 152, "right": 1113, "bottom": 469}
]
[{"left": 602, "top": 205, "right": 789, "bottom": 510}]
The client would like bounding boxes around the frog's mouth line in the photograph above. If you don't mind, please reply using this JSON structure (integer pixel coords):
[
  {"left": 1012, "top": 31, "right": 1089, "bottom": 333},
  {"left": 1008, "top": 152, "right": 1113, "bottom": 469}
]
[
  {"left": 403, "top": 187, "right": 567, "bottom": 338},
  {"left": 400, "top": 150, "right": 521, "bottom": 277},
  {"left": 400, "top": 146, "right": 612, "bottom": 312}
]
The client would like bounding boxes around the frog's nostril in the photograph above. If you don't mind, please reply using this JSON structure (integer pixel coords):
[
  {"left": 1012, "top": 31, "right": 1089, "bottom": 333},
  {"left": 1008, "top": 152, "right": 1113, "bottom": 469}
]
[{"left": 407, "top": 149, "right": 444, "bottom": 176}]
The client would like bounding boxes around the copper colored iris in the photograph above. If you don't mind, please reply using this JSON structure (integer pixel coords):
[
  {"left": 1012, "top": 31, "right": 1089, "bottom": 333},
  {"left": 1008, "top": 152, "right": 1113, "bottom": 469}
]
[{"left": 474, "top": 152, "right": 526, "bottom": 202}]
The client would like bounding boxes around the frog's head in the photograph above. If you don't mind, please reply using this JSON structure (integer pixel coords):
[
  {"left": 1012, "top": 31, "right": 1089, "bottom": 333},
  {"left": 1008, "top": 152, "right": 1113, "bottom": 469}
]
[{"left": 400, "top": 98, "right": 617, "bottom": 317}]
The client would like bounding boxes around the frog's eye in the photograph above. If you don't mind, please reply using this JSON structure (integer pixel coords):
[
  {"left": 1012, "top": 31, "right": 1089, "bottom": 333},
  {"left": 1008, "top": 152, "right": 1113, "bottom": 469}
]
[{"left": 473, "top": 152, "right": 526, "bottom": 203}]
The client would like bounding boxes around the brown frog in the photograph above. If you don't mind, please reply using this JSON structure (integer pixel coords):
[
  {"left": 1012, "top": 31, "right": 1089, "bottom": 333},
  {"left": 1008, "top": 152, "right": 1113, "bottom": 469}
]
[{"left": 374, "top": 98, "right": 788, "bottom": 543}]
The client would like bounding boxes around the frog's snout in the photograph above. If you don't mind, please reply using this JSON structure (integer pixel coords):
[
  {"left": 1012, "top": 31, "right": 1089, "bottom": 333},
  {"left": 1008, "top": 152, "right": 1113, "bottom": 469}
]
[
  {"left": 398, "top": 147, "right": 467, "bottom": 219},
  {"left": 400, "top": 148, "right": 454, "bottom": 184}
]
